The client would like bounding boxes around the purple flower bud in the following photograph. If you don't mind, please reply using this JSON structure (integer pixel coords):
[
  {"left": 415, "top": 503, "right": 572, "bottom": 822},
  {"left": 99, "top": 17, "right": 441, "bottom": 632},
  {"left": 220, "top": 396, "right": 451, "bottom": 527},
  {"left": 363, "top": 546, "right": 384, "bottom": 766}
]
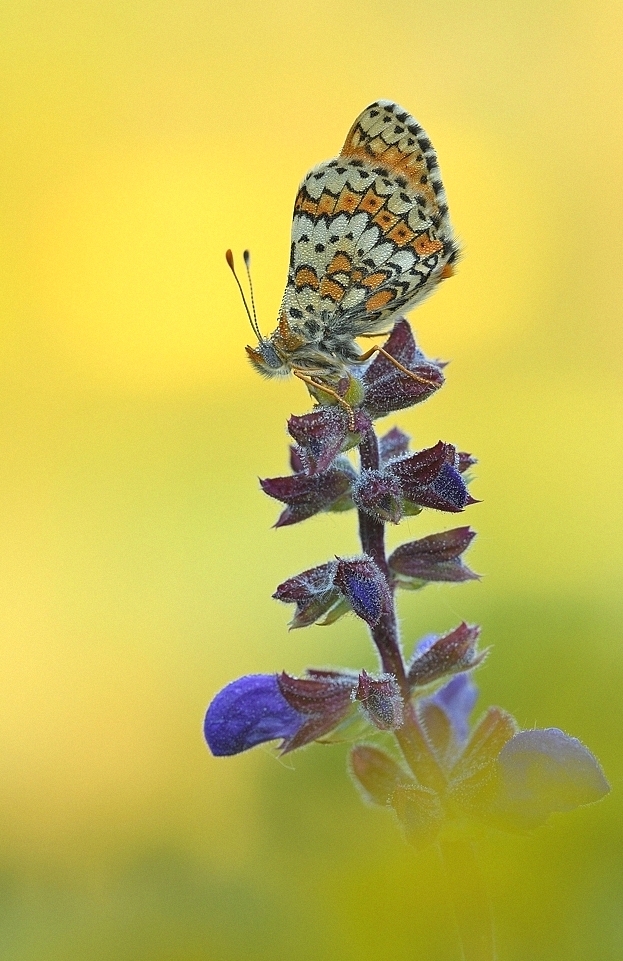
[
  {"left": 287, "top": 407, "right": 372, "bottom": 474},
  {"left": 260, "top": 463, "right": 355, "bottom": 527},
  {"left": 389, "top": 527, "right": 479, "bottom": 588},
  {"left": 204, "top": 674, "right": 306, "bottom": 756},
  {"left": 350, "top": 744, "right": 412, "bottom": 806},
  {"left": 389, "top": 442, "right": 473, "bottom": 513},
  {"left": 493, "top": 729, "right": 610, "bottom": 829},
  {"left": 274, "top": 555, "right": 391, "bottom": 629},
  {"left": 354, "top": 670, "right": 404, "bottom": 730},
  {"left": 427, "top": 463, "right": 474, "bottom": 512},
  {"left": 334, "top": 556, "right": 391, "bottom": 627},
  {"left": 408, "top": 623, "right": 487, "bottom": 687},
  {"left": 362, "top": 320, "right": 445, "bottom": 417},
  {"left": 353, "top": 468, "right": 403, "bottom": 524}
]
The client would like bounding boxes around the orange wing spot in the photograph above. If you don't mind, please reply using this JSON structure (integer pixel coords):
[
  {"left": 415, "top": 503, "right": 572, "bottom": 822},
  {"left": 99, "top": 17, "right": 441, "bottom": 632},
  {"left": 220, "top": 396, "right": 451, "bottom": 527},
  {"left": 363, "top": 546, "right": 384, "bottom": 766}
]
[
  {"left": 361, "top": 271, "right": 390, "bottom": 289},
  {"left": 359, "top": 189, "right": 386, "bottom": 215},
  {"left": 295, "top": 267, "right": 320, "bottom": 290},
  {"left": 301, "top": 197, "right": 318, "bottom": 216},
  {"left": 317, "top": 192, "right": 337, "bottom": 216},
  {"left": 351, "top": 270, "right": 364, "bottom": 283},
  {"left": 373, "top": 209, "right": 400, "bottom": 233},
  {"left": 335, "top": 188, "right": 362, "bottom": 214},
  {"left": 320, "top": 277, "right": 345, "bottom": 302},
  {"left": 387, "top": 222, "right": 416, "bottom": 247},
  {"left": 294, "top": 190, "right": 305, "bottom": 211},
  {"left": 327, "top": 253, "right": 352, "bottom": 274},
  {"left": 379, "top": 145, "right": 402, "bottom": 167},
  {"left": 413, "top": 234, "right": 444, "bottom": 257},
  {"left": 366, "top": 289, "right": 396, "bottom": 312}
]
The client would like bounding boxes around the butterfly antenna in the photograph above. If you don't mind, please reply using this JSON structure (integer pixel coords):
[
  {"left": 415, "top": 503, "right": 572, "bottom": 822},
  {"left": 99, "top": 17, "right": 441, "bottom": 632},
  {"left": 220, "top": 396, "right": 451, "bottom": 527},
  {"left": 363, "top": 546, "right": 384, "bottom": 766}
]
[
  {"left": 243, "top": 250, "right": 262, "bottom": 339},
  {"left": 225, "top": 249, "right": 262, "bottom": 342}
]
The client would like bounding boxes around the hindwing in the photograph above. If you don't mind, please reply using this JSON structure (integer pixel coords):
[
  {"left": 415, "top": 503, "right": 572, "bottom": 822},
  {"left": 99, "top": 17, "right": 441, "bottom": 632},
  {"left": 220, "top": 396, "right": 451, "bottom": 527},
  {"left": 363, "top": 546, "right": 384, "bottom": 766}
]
[{"left": 280, "top": 100, "right": 459, "bottom": 337}]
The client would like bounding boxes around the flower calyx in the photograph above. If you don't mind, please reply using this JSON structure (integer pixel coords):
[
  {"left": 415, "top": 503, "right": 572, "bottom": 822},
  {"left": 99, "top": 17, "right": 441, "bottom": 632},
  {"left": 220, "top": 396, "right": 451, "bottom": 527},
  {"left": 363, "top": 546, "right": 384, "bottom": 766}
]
[
  {"left": 260, "top": 460, "right": 356, "bottom": 527},
  {"left": 407, "top": 623, "right": 488, "bottom": 688},
  {"left": 274, "top": 555, "right": 392, "bottom": 629},
  {"left": 388, "top": 527, "right": 479, "bottom": 590},
  {"left": 361, "top": 320, "right": 445, "bottom": 417}
]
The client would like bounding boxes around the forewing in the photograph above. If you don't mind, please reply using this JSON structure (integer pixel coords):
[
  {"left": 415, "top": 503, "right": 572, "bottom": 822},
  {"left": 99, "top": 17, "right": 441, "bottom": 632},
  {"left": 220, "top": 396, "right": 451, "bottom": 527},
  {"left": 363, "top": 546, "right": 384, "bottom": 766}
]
[{"left": 281, "top": 101, "right": 459, "bottom": 337}]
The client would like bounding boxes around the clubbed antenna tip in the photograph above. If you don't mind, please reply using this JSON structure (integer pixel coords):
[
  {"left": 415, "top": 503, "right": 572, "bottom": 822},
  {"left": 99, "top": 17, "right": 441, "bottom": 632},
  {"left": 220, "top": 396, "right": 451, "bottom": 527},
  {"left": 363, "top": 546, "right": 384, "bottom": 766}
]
[{"left": 225, "top": 248, "right": 262, "bottom": 342}]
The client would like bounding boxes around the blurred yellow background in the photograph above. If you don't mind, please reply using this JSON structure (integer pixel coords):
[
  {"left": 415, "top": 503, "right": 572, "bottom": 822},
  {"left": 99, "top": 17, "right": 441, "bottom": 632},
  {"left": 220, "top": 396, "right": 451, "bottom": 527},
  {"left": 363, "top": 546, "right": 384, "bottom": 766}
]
[{"left": 1, "top": 0, "right": 622, "bottom": 958}]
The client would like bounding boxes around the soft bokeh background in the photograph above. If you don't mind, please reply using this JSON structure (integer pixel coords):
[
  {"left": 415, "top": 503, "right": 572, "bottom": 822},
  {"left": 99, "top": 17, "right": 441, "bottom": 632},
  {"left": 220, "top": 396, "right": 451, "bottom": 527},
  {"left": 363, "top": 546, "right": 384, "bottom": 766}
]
[{"left": 1, "top": 1, "right": 622, "bottom": 958}]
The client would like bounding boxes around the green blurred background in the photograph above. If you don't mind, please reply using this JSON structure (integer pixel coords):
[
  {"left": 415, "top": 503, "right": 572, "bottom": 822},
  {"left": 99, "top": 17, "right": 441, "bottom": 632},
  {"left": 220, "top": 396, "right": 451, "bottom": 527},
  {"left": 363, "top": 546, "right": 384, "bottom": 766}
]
[{"left": 1, "top": 0, "right": 622, "bottom": 958}]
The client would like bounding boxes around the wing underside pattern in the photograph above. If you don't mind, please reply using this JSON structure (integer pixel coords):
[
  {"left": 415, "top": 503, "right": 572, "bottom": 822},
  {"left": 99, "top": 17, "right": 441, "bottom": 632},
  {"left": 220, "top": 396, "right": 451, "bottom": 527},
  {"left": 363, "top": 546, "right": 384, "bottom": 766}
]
[{"left": 280, "top": 100, "right": 459, "bottom": 337}]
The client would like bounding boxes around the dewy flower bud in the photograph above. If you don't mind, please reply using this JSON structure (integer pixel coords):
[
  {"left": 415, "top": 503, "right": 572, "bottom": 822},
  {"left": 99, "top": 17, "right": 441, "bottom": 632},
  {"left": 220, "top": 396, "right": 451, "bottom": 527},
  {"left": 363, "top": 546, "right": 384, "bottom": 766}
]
[
  {"left": 274, "top": 555, "right": 391, "bottom": 629},
  {"left": 362, "top": 320, "right": 444, "bottom": 417},
  {"left": 288, "top": 407, "right": 371, "bottom": 473},
  {"left": 260, "top": 462, "right": 356, "bottom": 527},
  {"left": 408, "top": 623, "right": 487, "bottom": 688},
  {"left": 354, "top": 670, "right": 404, "bottom": 730},
  {"left": 353, "top": 468, "right": 403, "bottom": 524},
  {"left": 273, "top": 561, "right": 343, "bottom": 628},
  {"left": 389, "top": 441, "right": 473, "bottom": 513},
  {"left": 334, "top": 556, "right": 391, "bottom": 627}
]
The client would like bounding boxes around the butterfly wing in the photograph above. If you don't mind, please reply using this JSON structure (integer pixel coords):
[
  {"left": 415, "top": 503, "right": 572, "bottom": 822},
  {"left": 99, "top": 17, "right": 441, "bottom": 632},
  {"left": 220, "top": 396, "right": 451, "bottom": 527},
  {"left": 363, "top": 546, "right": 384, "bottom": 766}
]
[{"left": 280, "top": 100, "right": 459, "bottom": 339}]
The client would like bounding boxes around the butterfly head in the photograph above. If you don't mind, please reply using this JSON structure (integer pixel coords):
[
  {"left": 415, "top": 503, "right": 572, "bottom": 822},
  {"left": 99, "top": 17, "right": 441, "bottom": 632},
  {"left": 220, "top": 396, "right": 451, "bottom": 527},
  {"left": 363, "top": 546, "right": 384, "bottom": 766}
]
[
  {"left": 227, "top": 249, "right": 304, "bottom": 379},
  {"left": 245, "top": 312, "right": 306, "bottom": 378},
  {"left": 245, "top": 338, "right": 289, "bottom": 378}
]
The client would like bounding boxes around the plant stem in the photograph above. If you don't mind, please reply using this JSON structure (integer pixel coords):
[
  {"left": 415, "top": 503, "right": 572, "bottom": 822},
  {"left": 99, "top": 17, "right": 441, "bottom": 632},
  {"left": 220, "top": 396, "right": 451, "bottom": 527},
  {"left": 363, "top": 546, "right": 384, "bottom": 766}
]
[
  {"left": 357, "top": 425, "right": 446, "bottom": 794},
  {"left": 439, "top": 837, "right": 497, "bottom": 961}
]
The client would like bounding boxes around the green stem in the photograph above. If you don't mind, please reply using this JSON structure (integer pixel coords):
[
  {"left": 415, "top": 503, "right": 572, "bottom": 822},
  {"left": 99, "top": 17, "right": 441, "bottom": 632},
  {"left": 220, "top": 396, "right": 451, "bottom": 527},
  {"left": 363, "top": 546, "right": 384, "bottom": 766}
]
[{"left": 439, "top": 837, "right": 497, "bottom": 961}]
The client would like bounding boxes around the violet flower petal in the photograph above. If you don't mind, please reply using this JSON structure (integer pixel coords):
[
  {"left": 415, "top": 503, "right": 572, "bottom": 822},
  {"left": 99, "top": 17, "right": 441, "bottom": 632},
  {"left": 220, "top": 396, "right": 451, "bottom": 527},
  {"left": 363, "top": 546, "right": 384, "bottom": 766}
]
[
  {"left": 424, "top": 674, "right": 479, "bottom": 747},
  {"left": 204, "top": 674, "right": 305, "bottom": 756},
  {"left": 495, "top": 728, "right": 610, "bottom": 827}
]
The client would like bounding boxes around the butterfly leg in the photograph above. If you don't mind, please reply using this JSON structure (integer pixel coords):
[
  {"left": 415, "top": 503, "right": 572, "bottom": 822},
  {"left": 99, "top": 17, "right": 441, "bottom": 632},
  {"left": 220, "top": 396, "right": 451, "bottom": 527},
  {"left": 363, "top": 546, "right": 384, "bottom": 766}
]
[
  {"left": 293, "top": 370, "right": 356, "bottom": 431},
  {"left": 356, "top": 345, "right": 439, "bottom": 389}
]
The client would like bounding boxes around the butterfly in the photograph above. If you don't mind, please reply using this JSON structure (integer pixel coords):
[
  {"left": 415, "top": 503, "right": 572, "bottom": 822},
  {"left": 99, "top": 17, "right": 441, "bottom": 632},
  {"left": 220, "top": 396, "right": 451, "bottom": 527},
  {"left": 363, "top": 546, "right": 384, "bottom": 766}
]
[{"left": 227, "top": 100, "right": 459, "bottom": 421}]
